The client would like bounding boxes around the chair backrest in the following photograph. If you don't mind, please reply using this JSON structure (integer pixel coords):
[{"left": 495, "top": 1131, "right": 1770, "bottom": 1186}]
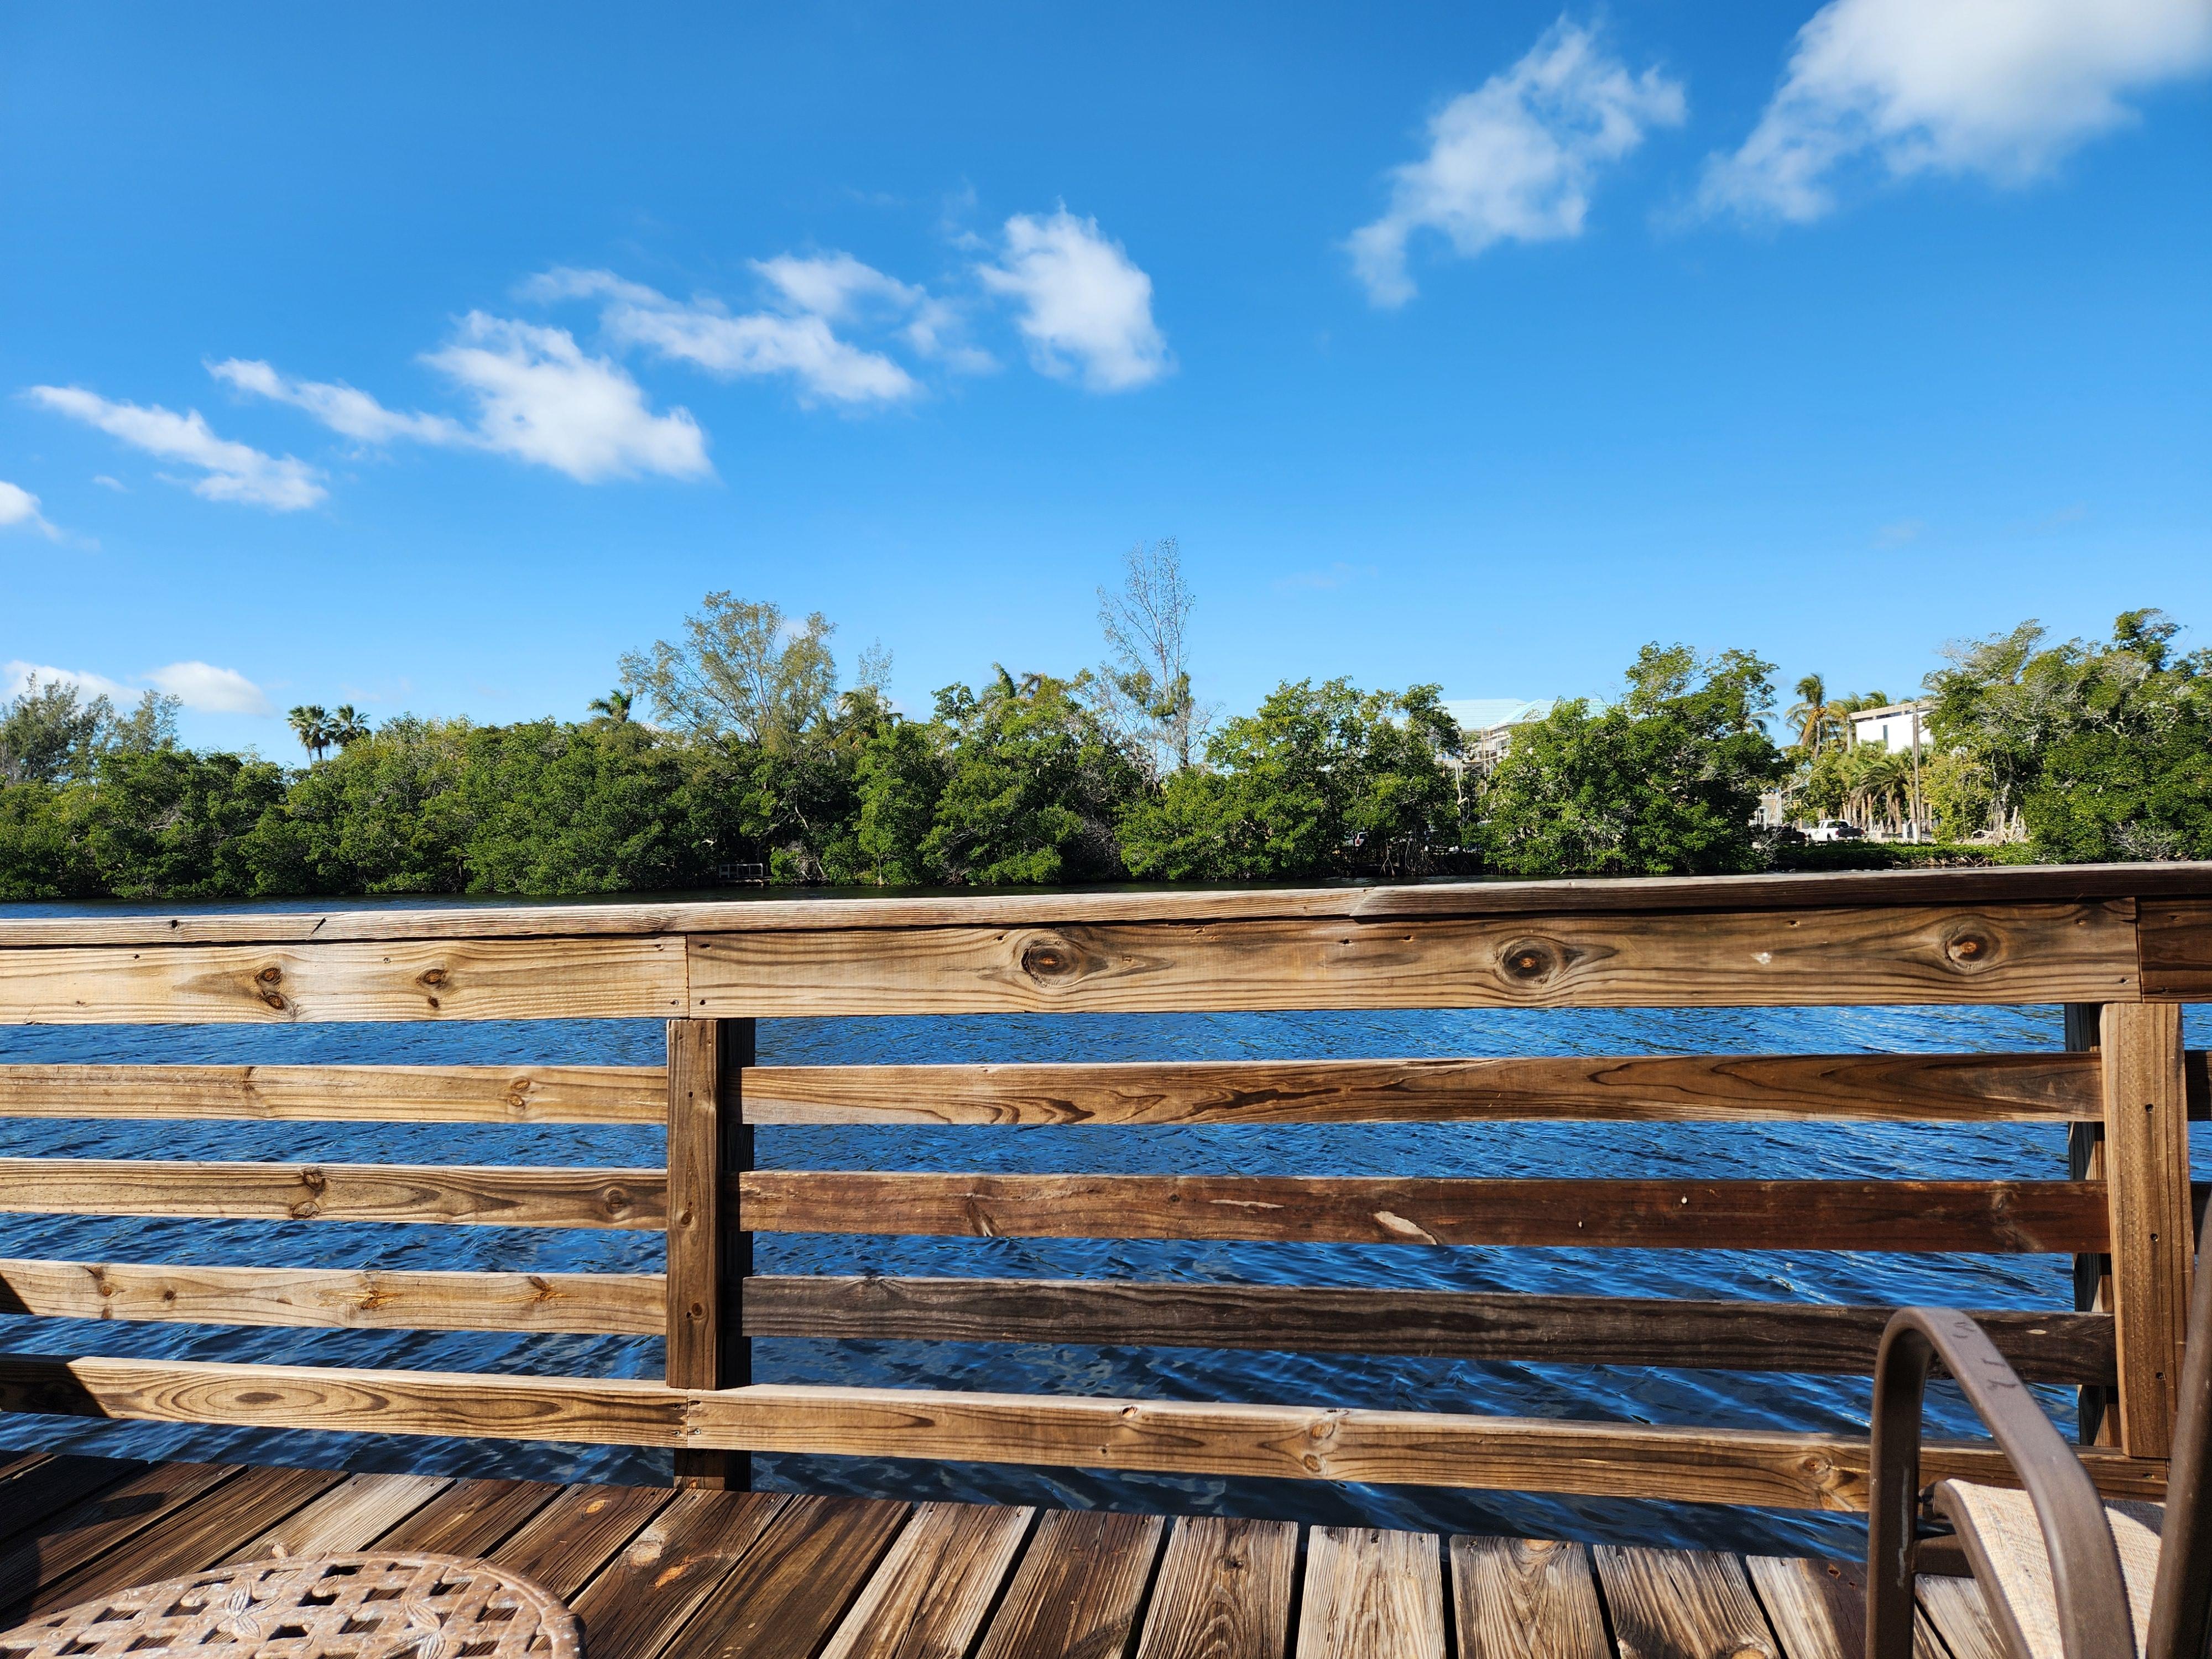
[{"left": 2148, "top": 1206, "right": 2212, "bottom": 1659}]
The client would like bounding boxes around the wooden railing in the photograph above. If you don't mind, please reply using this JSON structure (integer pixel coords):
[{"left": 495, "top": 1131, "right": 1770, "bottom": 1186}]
[{"left": 0, "top": 863, "right": 2206, "bottom": 1516}]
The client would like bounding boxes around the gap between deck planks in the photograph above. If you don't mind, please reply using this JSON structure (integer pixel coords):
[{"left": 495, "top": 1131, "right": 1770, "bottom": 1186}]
[{"left": 0, "top": 1452, "right": 2017, "bottom": 1659}]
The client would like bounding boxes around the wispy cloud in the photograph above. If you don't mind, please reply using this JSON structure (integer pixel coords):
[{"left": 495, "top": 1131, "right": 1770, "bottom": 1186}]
[
  {"left": 144, "top": 660, "right": 272, "bottom": 714},
  {"left": 976, "top": 210, "right": 1171, "bottom": 390},
  {"left": 0, "top": 481, "right": 60, "bottom": 539},
  {"left": 1874, "top": 518, "right": 1926, "bottom": 547},
  {"left": 23, "top": 387, "right": 326, "bottom": 510},
  {"left": 5, "top": 658, "right": 270, "bottom": 714},
  {"left": 530, "top": 268, "right": 924, "bottom": 406},
  {"left": 1700, "top": 0, "right": 2212, "bottom": 222},
  {"left": 1348, "top": 20, "right": 1686, "bottom": 306},
  {"left": 220, "top": 319, "right": 712, "bottom": 483}
]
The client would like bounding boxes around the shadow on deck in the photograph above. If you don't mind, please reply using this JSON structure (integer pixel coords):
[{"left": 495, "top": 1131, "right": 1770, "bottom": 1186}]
[{"left": 0, "top": 1451, "right": 2001, "bottom": 1658}]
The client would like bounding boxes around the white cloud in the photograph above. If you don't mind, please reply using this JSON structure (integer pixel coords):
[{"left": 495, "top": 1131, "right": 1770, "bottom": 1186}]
[
  {"left": 144, "top": 660, "right": 272, "bottom": 714},
  {"left": 4, "top": 661, "right": 131, "bottom": 703},
  {"left": 1702, "top": 0, "right": 2212, "bottom": 222},
  {"left": 0, "top": 481, "right": 59, "bottom": 539},
  {"left": 420, "top": 313, "right": 712, "bottom": 482},
  {"left": 1348, "top": 21, "right": 1686, "bottom": 306},
  {"left": 91, "top": 475, "right": 125, "bottom": 492},
  {"left": 975, "top": 210, "right": 1170, "bottom": 390},
  {"left": 208, "top": 358, "right": 466, "bottom": 445},
  {"left": 23, "top": 387, "right": 326, "bottom": 509},
  {"left": 531, "top": 266, "right": 925, "bottom": 405}
]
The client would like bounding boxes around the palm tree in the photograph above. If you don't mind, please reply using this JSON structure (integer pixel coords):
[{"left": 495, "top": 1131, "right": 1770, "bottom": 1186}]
[
  {"left": 588, "top": 688, "right": 633, "bottom": 723},
  {"left": 287, "top": 705, "right": 332, "bottom": 762},
  {"left": 1786, "top": 675, "right": 1829, "bottom": 754},
  {"left": 330, "top": 705, "right": 371, "bottom": 748}
]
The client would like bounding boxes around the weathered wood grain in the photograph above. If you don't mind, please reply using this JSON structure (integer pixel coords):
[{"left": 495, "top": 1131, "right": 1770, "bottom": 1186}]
[
  {"left": 0, "top": 937, "right": 684, "bottom": 1024},
  {"left": 0, "top": 1358, "right": 2168, "bottom": 1512},
  {"left": 973, "top": 1509, "right": 1166, "bottom": 1659},
  {"left": 27, "top": 1463, "right": 347, "bottom": 1614},
  {"left": 0, "top": 1062, "right": 665, "bottom": 1123},
  {"left": 1741, "top": 1555, "right": 1946, "bottom": 1659},
  {"left": 1592, "top": 1545, "right": 1778, "bottom": 1659},
  {"left": 737, "top": 1173, "right": 2109, "bottom": 1253},
  {"left": 0, "top": 1159, "right": 665, "bottom": 1228},
  {"left": 376, "top": 1477, "right": 562, "bottom": 1556},
  {"left": 1449, "top": 1536, "right": 1606, "bottom": 1659},
  {"left": 818, "top": 1502, "right": 1036, "bottom": 1659},
  {"left": 0, "top": 1455, "right": 142, "bottom": 1553},
  {"left": 2101, "top": 1001, "right": 2193, "bottom": 1459},
  {"left": 1914, "top": 1574, "right": 2008, "bottom": 1659},
  {"left": 566, "top": 1488, "right": 787, "bottom": 1659},
  {"left": 493, "top": 1483, "right": 675, "bottom": 1601},
  {"left": 740, "top": 1275, "right": 2117, "bottom": 1380},
  {"left": 687, "top": 904, "right": 2139, "bottom": 1015},
  {"left": 665, "top": 1493, "right": 912, "bottom": 1659},
  {"left": 743, "top": 1051, "right": 2104, "bottom": 1125},
  {"left": 2141, "top": 899, "right": 2212, "bottom": 1000},
  {"left": 666, "top": 1016, "right": 753, "bottom": 1490},
  {"left": 0, "top": 1259, "right": 665, "bottom": 1332},
  {"left": 223, "top": 1470, "right": 452, "bottom": 1559},
  {"left": 1, "top": 862, "right": 2200, "bottom": 949},
  {"left": 1296, "top": 1527, "right": 1445, "bottom": 1659},
  {"left": 1133, "top": 1515, "right": 1297, "bottom": 1659},
  {"left": 0, "top": 1461, "right": 241, "bottom": 1615}
]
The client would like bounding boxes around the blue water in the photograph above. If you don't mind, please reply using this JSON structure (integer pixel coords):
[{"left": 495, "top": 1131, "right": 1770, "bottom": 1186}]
[{"left": 1, "top": 898, "right": 2203, "bottom": 1560}]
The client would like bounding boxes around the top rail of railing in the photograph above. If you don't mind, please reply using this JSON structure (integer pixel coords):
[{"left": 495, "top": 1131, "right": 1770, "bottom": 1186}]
[{"left": 0, "top": 862, "right": 2206, "bottom": 1019}]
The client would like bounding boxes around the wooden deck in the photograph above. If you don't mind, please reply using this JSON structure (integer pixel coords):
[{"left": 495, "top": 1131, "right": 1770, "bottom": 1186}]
[{"left": 0, "top": 1449, "right": 2007, "bottom": 1658}]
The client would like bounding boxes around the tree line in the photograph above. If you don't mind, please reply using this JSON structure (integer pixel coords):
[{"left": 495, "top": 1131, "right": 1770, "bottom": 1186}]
[{"left": 2, "top": 553, "right": 2203, "bottom": 899}]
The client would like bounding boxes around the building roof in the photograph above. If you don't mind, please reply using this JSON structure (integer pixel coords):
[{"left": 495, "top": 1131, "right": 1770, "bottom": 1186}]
[{"left": 1849, "top": 700, "right": 1929, "bottom": 721}]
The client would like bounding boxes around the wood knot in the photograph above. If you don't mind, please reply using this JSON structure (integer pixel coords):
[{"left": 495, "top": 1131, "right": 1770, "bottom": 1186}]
[
  {"left": 418, "top": 967, "right": 448, "bottom": 987},
  {"left": 1498, "top": 937, "right": 1562, "bottom": 984},
  {"left": 1017, "top": 932, "right": 1087, "bottom": 985},
  {"left": 255, "top": 966, "right": 282, "bottom": 984},
  {"left": 1942, "top": 926, "right": 1998, "bottom": 972},
  {"left": 601, "top": 1185, "right": 633, "bottom": 1218}
]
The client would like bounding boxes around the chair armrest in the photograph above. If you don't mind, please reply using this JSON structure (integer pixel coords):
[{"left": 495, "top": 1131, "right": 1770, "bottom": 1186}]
[{"left": 1866, "top": 1307, "right": 2136, "bottom": 1659}]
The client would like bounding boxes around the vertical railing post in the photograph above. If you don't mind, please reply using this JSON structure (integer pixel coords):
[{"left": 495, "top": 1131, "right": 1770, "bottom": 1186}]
[
  {"left": 2065, "top": 1003, "right": 2114, "bottom": 1445},
  {"left": 665, "top": 1016, "right": 756, "bottom": 1489},
  {"left": 2099, "top": 1001, "right": 2192, "bottom": 1461}
]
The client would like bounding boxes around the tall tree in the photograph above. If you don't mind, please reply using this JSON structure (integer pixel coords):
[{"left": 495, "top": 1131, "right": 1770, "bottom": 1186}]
[
  {"left": 587, "top": 688, "right": 633, "bottom": 723},
  {"left": 1096, "top": 537, "right": 1211, "bottom": 782},
  {"left": 288, "top": 705, "right": 333, "bottom": 761},
  {"left": 1785, "top": 674, "right": 1829, "bottom": 753},
  {"left": 619, "top": 592, "right": 838, "bottom": 748},
  {"left": 329, "top": 705, "right": 372, "bottom": 748},
  {"left": 0, "top": 676, "right": 114, "bottom": 784}
]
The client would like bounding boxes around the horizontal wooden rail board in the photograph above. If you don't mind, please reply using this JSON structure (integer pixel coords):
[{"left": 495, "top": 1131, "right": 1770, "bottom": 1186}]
[
  {"left": 0, "top": 1355, "right": 2166, "bottom": 1512},
  {"left": 2142, "top": 899, "right": 2212, "bottom": 1000},
  {"left": 0, "top": 938, "right": 684, "bottom": 1024},
  {"left": 743, "top": 1052, "right": 2110, "bottom": 1125},
  {"left": 0, "top": 1260, "right": 664, "bottom": 1333},
  {"left": 737, "top": 1172, "right": 2110, "bottom": 1253},
  {"left": 0, "top": 1160, "right": 666, "bottom": 1228},
  {"left": 687, "top": 904, "right": 2139, "bottom": 1015},
  {"left": 738, "top": 1276, "right": 2118, "bottom": 1382},
  {"left": 0, "top": 863, "right": 2204, "bottom": 948},
  {"left": 0, "top": 1063, "right": 666, "bottom": 1123}
]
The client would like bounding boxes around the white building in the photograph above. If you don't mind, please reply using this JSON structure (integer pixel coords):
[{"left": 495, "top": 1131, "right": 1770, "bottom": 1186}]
[
  {"left": 1441, "top": 698, "right": 1556, "bottom": 771},
  {"left": 1849, "top": 701, "right": 1931, "bottom": 754}
]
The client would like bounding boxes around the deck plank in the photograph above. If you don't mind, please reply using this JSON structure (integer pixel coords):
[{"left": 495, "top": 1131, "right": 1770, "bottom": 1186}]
[
  {"left": 1452, "top": 1535, "right": 1606, "bottom": 1659},
  {"left": 1593, "top": 1546, "right": 1779, "bottom": 1659},
  {"left": 1135, "top": 1515, "right": 1297, "bottom": 1659},
  {"left": 819, "top": 1502, "right": 1035, "bottom": 1659},
  {"left": 492, "top": 1481, "right": 676, "bottom": 1600},
  {"left": 567, "top": 1489, "right": 789, "bottom": 1659},
  {"left": 664, "top": 1494, "right": 911, "bottom": 1659},
  {"left": 1296, "top": 1526, "right": 1446, "bottom": 1659},
  {"left": 0, "top": 1461, "right": 241, "bottom": 1615},
  {"left": 220, "top": 1470, "right": 452, "bottom": 1560},
  {"left": 32, "top": 1463, "right": 345, "bottom": 1612},
  {"left": 973, "top": 1509, "right": 1167, "bottom": 1659},
  {"left": 1744, "top": 1556, "right": 1949, "bottom": 1659},
  {"left": 0, "top": 1455, "right": 142, "bottom": 1550},
  {"left": 376, "top": 1475, "right": 563, "bottom": 1555},
  {"left": 1916, "top": 1575, "right": 2008, "bottom": 1659}
]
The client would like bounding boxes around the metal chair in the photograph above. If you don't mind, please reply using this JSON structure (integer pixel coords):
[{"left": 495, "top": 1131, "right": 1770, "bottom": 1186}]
[{"left": 1866, "top": 1209, "right": 2212, "bottom": 1659}]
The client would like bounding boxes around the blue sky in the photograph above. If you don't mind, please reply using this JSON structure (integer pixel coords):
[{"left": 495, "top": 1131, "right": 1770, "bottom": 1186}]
[{"left": 4, "top": 1, "right": 2209, "bottom": 753}]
